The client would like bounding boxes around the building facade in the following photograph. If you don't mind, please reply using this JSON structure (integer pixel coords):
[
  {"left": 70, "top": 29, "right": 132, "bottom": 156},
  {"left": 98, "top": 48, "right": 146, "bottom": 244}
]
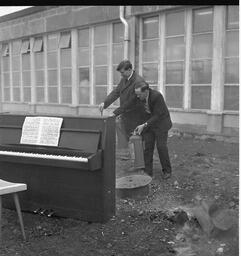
[{"left": 0, "top": 6, "right": 239, "bottom": 137}]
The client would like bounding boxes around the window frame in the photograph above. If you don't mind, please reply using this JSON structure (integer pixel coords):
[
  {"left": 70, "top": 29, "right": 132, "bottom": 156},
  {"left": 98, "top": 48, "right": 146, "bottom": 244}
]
[{"left": 223, "top": 6, "right": 239, "bottom": 111}]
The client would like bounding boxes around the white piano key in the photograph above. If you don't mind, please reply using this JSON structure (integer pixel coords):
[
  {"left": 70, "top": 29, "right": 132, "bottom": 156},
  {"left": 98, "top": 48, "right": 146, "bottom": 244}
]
[{"left": 0, "top": 150, "right": 88, "bottom": 162}]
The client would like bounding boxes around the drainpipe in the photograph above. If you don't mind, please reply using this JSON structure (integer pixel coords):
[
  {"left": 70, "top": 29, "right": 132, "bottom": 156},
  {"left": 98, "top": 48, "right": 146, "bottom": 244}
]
[{"left": 119, "top": 6, "right": 129, "bottom": 59}]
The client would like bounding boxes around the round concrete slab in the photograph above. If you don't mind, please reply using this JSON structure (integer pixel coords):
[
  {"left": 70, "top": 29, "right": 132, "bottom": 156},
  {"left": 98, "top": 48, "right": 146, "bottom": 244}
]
[{"left": 116, "top": 175, "right": 152, "bottom": 199}]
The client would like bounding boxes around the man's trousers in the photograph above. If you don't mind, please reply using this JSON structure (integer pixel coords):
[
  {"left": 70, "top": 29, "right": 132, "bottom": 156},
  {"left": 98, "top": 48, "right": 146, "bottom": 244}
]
[{"left": 142, "top": 128, "right": 172, "bottom": 176}]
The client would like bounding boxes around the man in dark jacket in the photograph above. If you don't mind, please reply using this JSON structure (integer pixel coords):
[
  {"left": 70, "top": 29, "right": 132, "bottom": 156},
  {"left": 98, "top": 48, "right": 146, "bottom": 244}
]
[
  {"left": 99, "top": 60, "right": 147, "bottom": 140},
  {"left": 134, "top": 83, "right": 172, "bottom": 179}
]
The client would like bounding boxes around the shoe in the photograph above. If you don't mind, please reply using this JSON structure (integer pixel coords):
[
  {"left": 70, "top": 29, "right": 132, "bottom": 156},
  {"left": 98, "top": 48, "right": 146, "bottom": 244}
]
[{"left": 163, "top": 171, "right": 171, "bottom": 180}]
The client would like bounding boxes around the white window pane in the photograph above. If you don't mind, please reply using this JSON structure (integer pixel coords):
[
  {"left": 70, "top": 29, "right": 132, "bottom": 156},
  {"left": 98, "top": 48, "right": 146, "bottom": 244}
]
[
  {"left": 23, "top": 87, "right": 31, "bottom": 102},
  {"left": 166, "top": 11, "right": 184, "bottom": 36},
  {"left": 78, "top": 29, "right": 89, "bottom": 47},
  {"left": 165, "top": 86, "right": 183, "bottom": 108},
  {"left": 192, "top": 34, "right": 212, "bottom": 59},
  {"left": 79, "top": 87, "right": 90, "bottom": 104},
  {"left": 166, "top": 61, "right": 184, "bottom": 84},
  {"left": 12, "top": 72, "right": 20, "bottom": 87},
  {"left": 22, "top": 71, "right": 31, "bottom": 86},
  {"left": 61, "top": 69, "right": 72, "bottom": 86},
  {"left": 22, "top": 54, "right": 30, "bottom": 70},
  {"left": 2, "top": 44, "right": 9, "bottom": 56},
  {"left": 3, "top": 56, "right": 9, "bottom": 71},
  {"left": 78, "top": 48, "right": 89, "bottom": 66},
  {"left": 166, "top": 37, "right": 185, "bottom": 61},
  {"left": 113, "top": 44, "right": 124, "bottom": 64},
  {"left": 95, "top": 87, "right": 107, "bottom": 105},
  {"left": 224, "top": 86, "right": 239, "bottom": 110},
  {"left": 193, "top": 8, "right": 213, "bottom": 33},
  {"left": 12, "top": 40, "right": 21, "bottom": 55},
  {"left": 36, "top": 70, "right": 45, "bottom": 86},
  {"left": 143, "top": 16, "right": 159, "bottom": 39},
  {"left": 143, "top": 40, "right": 159, "bottom": 62},
  {"left": 225, "top": 58, "right": 239, "bottom": 84},
  {"left": 47, "top": 52, "right": 57, "bottom": 68},
  {"left": 48, "top": 70, "right": 58, "bottom": 86},
  {"left": 225, "top": 31, "right": 239, "bottom": 57},
  {"left": 79, "top": 68, "right": 89, "bottom": 87},
  {"left": 3, "top": 73, "right": 10, "bottom": 87},
  {"left": 227, "top": 6, "right": 239, "bottom": 29},
  {"left": 61, "top": 48, "right": 71, "bottom": 68},
  {"left": 13, "top": 88, "right": 20, "bottom": 101},
  {"left": 94, "top": 46, "right": 107, "bottom": 65},
  {"left": 113, "top": 23, "right": 124, "bottom": 43},
  {"left": 12, "top": 56, "right": 20, "bottom": 71},
  {"left": 142, "top": 63, "right": 158, "bottom": 84},
  {"left": 48, "top": 87, "right": 58, "bottom": 103},
  {"left": 35, "top": 52, "right": 44, "bottom": 69},
  {"left": 59, "top": 32, "right": 71, "bottom": 49},
  {"left": 4, "top": 88, "right": 10, "bottom": 101},
  {"left": 21, "top": 40, "right": 30, "bottom": 54},
  {"left": 36, "top": 87, "right": 45, "bottom": 102},
  {"left": 33, "top": 38, "right": 43, "bottom": 52},
  {"left": 61, "top": 87, "right": 72, "bottom": 103},
  {"left": 191, "top": 86, "right": 211, "bottom": 109},
  {"left": 95, "top": 66, "right": 107, "bottom": 85},
  {"left": 192, "top": 60, "right": 212, "bottom": 84},
  {"left": 47, "top": 34, "right": 58, "bottom": 51},
  {"left": 94, "top": 25, "right": 108, "bottom": 45}
]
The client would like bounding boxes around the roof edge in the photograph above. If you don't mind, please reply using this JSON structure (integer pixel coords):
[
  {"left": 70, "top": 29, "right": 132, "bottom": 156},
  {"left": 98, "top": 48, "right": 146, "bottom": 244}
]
[{"left": 0, "top": 6, "right": 58, "bottom": 23}]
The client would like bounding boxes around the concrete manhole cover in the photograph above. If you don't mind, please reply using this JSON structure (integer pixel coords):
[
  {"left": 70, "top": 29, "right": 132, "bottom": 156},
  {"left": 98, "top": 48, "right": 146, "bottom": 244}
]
[{"left": 116, "top": 175, "right": 152, "bottom": 199}]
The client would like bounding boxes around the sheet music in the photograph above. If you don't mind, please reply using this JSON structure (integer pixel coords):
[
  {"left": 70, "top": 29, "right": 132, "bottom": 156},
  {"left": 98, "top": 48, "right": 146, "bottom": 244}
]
[{"left": 20, "top": 116, "right": 63, "bottom": 146}]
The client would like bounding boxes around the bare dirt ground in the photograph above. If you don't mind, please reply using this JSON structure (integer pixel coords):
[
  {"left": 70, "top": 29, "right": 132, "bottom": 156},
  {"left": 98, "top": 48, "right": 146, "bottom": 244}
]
[{"left": 0, "top": 135, "right": 239, "bottom": 256}]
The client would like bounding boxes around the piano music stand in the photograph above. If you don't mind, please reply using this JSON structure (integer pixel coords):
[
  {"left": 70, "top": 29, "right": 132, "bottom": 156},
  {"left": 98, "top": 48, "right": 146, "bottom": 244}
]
[{"left": 0, "top": 179, "right": 27, "bottom": 242}]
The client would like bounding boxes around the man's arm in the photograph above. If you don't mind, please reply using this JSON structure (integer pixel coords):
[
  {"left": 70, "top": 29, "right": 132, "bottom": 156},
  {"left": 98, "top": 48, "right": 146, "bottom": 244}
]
[
  {"left": 113, "top": 80, "right": 146, "bottom": 116},
  {"left": 103, "top": 86, "right": 121, "bottom": 109},
  {"left": 113, "top": 93, "right": 137, "bottom": 116}
]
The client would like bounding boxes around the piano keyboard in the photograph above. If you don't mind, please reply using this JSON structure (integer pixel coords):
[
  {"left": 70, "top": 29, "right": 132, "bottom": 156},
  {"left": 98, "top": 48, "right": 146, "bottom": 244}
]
[{"left": 0, "top": 150, "right": 88, "bottom": 162}]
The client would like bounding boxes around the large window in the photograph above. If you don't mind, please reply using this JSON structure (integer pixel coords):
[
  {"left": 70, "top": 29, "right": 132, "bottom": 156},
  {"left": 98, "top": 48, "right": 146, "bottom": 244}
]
[
  {"left": 60, "top": 32, "right": 72, "bottom": 104},
  {"left": 78, "top": 28, "right": 90, "bottom": 104},
  {"left": 0, "top": 22, "right": 124, "bottom": 107},
  {"left": 112, "top": 22, "right": 124, "bottom": 106},
  {"left": 224, "top": 6, "right": 239, "bottom": 110},
  {"left": 21, "top": 39, "right": 31, "bottom": 102},
  {"left": 94, "top": 25, "right": 108, "bottom": 105},
  {"left": 2, "top": 43, "right": 10, "bottom": 101},
  {"left": 165, "top": 11, "right": 185, "bottom": 108},
  {"left": 12, "top": 40, "right": 21, "bottom": 102},
  {"left": 47, "top": 33, "right": 58, "bottom": 103},
  {"left": 191, "top": 8, "right": 213, "bottom": 109},
  {"left": 141, "top": 16, "right": 159, "bottom": 91},
  {"left": 34, "top": 37, "right": 45, "bottom": 103}
]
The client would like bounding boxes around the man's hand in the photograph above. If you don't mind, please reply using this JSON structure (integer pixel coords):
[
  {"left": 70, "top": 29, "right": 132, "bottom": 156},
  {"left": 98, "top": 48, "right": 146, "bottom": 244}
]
[
  {"left": 98, "top": 102, "right": 105, "bottom": 113},
  {"left": 134, "top": 123, "right": 146, "bottom": 135}
]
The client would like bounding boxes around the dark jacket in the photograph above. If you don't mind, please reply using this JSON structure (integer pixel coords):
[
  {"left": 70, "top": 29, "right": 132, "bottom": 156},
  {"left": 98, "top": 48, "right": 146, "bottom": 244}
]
[
  {"left": 103, "top": 70, "right": 146, "bottom": 116},
  {"left": 103, "top": 71, "right": 146, "bottom": 136},
  {"left": 143, "top": 88, "right": 172, "bottom": 132}
]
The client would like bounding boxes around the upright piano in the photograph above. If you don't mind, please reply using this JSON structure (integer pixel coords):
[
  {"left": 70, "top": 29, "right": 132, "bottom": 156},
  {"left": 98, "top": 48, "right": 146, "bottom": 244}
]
[{"left": 0, "top": 113, "right": 116, "bottom": 223}]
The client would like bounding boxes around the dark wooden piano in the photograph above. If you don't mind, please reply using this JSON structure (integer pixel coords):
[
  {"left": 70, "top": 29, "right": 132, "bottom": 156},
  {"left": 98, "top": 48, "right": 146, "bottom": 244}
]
[{"left": 0, "top": 113, "right": 116, "bottom": 223}]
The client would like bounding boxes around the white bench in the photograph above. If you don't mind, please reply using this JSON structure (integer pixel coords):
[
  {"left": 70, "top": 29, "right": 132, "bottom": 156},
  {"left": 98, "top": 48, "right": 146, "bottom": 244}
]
[{"left": 0, "top": 179, "right": 27, "bottom": 241}]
